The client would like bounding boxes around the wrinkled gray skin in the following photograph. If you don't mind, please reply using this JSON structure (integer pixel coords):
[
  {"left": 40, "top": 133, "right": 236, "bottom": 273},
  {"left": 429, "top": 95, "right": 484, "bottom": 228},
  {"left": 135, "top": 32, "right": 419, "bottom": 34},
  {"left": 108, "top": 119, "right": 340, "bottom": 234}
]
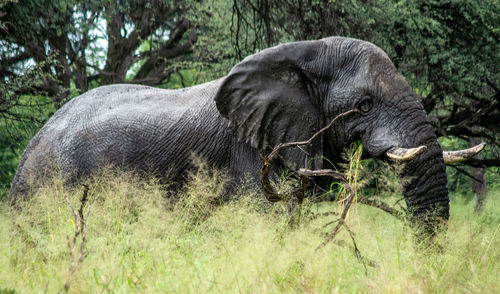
[{"left": 10, "top": 37, "right": 448, "bottom": 230}]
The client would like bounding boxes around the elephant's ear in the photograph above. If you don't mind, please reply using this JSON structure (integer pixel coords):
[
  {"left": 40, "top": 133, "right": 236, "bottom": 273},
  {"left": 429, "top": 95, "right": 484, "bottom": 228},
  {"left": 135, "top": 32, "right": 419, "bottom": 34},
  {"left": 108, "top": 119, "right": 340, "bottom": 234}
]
[{"left": 214, "top": 40, "right": 325, "bottom": 170}]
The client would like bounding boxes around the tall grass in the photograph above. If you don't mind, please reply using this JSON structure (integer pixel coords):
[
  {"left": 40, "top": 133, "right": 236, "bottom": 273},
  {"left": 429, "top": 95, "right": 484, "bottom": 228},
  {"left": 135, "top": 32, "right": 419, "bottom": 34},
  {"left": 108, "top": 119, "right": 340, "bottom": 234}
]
[{"left": 0, "top": 166, "right": 499, "bottom": 293}]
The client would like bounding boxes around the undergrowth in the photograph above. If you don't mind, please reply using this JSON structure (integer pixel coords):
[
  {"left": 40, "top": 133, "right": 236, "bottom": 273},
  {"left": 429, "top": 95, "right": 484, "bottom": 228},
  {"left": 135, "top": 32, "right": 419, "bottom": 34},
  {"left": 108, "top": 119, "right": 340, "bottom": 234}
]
[{"left": 0, "top": 166, "right": 498, "bottom": 293}]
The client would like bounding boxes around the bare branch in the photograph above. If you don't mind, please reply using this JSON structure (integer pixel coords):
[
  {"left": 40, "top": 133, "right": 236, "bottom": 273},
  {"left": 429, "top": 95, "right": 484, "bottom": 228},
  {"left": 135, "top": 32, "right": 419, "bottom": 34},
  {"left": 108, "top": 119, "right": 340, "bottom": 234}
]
[
  {"left": 258, "top": 109, "right": 369, "bottom": 250},
  {"left": 267, "top": 109, "right": 359, "bottom": 161},
  {"left": 61, "top": 185, "right": 90, "bottom": 293},
  {"left": 357, "top": 196, "right": 406, "bottom": 221},
  {"left": 485, "top": 76, "right": 500, "bottom": 98},
  {"left": 450, "top": 165, "right": 484, "bottom": 183},
  {"left": 344, "top": 224, "right": 377, "bottom": 272},
  {"left": 0, "top": 51, "right": 31, "bottom": 70},
  {"left": 259, "top": 109, "right": 358, "bottom": 203},
  {"left": 316, "top": 174, "right": 355, "bottom": 250},
  {"left": 466, "top": 158, "right": 500, "bottom": 168}
]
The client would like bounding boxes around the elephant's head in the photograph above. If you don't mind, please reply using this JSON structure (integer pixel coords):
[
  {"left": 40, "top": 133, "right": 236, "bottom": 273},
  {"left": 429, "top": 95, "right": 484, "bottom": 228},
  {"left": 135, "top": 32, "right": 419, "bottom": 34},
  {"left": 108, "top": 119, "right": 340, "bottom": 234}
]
[{"left": 214, "top": 37, "right": 472, "bottom": 232}]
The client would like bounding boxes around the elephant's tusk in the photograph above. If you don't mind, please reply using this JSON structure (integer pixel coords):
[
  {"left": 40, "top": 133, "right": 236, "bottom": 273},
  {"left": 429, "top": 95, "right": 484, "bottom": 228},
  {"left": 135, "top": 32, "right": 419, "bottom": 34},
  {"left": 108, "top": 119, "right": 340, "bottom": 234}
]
[
  {"left": 386, "top": 146, "right": 427, "bottom": 161},
  {"left": 443, "top": 143, "right": 486, "bottom": 164}
]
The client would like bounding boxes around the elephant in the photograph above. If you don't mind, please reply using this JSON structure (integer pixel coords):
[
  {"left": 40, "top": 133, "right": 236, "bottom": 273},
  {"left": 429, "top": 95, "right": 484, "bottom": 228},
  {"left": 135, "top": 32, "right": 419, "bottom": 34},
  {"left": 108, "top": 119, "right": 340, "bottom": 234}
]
[{"left": 9, "top": 37, "right": 482, "bottom": 231}]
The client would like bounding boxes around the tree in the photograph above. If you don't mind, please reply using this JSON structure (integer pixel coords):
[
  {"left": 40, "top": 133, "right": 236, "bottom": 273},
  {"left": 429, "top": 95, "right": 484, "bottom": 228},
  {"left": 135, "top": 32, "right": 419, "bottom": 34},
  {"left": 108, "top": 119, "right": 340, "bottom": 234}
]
[
  {"left": 0, "top": 0, "right": 198, "bottom": 108},
  {"left": 230, "top": 0, "right": 384, "bottom": 58}
]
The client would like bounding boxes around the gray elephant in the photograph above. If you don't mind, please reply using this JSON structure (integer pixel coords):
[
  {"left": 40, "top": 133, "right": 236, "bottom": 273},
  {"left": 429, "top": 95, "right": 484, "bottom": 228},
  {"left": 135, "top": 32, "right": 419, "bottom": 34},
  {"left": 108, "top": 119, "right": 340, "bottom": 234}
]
[{"left": 9, "top": 37, "right": 481, "bottom": 230}]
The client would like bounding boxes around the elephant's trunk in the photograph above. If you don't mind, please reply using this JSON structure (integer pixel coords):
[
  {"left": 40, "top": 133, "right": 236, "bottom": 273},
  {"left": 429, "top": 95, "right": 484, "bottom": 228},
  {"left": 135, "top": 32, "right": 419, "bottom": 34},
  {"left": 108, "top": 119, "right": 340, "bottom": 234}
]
[
  {"left": 362, "top": 92, "right": 451, "bottom": 234},
  {"left": 400, "top": 130, "right": 449, "bottom": 233}
]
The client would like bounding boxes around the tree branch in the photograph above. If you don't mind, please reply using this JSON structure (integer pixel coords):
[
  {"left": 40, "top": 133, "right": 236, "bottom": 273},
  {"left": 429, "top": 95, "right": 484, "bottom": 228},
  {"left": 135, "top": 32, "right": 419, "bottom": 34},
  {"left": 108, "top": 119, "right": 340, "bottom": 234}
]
[
  {"left": 133, "top": 27, "right": 197, "bottom": 85},
  {"left": 61, "top": 185, "right": 90, "bottom": 293},
  {"left": 450, "top": 165, "right": 484, "bottom": 184},
  {"left": 102, "top": 0, "right": 181, "bottom": 83},
  {"left": 267, "top": 109, "right": 359, "bottom": 161},
  {"left": 485, "top": 76, "right": 500, "bottom": 100},
  {"left": 464, "top": 158, "right": 500, "bottom": 168},
  {"left": 258, "top": 109, "right": 379, "bottom": 250},
  {"left": 357, "top": 196, "right": 406, "bottom": 221},
  {"left": 0, "top": 51, "right": 31, "bottom": 70}
]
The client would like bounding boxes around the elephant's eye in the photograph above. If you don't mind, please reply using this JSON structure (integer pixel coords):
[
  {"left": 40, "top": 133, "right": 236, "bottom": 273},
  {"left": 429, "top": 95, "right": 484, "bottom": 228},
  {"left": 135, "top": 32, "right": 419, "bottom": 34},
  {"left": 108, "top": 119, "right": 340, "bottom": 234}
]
[{"left": 358, "top": 98, "right": 373, "bottom": 114}]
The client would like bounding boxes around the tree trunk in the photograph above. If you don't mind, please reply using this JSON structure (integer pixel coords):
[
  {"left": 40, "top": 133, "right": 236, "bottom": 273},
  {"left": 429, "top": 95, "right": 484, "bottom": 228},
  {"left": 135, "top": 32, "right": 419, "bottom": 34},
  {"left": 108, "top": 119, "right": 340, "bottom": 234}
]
[{"left": 469, "top": 137, "right": 487, "bottom": 212}]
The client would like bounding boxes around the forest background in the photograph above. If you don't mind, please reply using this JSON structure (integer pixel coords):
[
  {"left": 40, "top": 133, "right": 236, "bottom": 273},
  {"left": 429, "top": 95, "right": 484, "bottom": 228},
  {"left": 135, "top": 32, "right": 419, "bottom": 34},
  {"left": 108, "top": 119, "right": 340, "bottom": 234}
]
[
  {"left": 1, "top": 1, "right": 500, "bottom": 292},
  {"left": 1, "top": 0, "right": 499, "bottom": 208}
]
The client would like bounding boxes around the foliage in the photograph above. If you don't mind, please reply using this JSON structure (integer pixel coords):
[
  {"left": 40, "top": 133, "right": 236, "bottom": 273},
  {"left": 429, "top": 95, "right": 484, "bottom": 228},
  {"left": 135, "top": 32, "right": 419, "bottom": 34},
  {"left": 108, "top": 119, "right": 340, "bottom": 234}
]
[
  {"left": 342, "top": 142, "right": 365, "bottom": 199},
  {"left": 232, "top": 0, "right": 500, "bottom": 199},
  {"left": 1, "top": 170, "right": 498, "bottom": 293},
  {"left": 0, "top": 59, "right": 56, "bottom": 198},
  {"left": 186, "top": 0, "right": 237, "bottom": 81},
  {"left": 230, "top": 0, "right": 386, "bottom": 58},
  {"left": 233, "top": 0, "right": 500, "bottom": 162},
  {"left": 326, "top": 141, "right": 367, "bottom": 204},
  {"left": 381, "top": 1, "right": 500, "bottom": 165},
  {"left": 0, "top": 0, "right": 201, "bottom": 106}
]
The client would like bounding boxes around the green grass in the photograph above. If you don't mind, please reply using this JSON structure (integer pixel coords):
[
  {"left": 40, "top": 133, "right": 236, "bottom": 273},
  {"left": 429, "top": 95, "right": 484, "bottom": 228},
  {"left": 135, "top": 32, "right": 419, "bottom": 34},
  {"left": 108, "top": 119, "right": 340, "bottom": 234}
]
[{"left": 0, "top": 168, "right": 499, "bottom": 293}]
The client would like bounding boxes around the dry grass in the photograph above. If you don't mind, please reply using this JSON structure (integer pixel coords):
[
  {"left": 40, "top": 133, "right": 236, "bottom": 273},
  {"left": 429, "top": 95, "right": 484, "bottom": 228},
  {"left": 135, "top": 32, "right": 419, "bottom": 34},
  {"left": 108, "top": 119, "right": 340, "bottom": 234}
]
[{"left": 0, "top": 166, "right": 498, "bottom": 293}]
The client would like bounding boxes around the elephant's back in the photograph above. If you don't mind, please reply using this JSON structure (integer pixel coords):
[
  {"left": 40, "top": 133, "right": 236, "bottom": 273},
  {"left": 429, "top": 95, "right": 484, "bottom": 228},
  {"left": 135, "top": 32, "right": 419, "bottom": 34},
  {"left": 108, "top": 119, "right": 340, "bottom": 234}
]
[
  {"left": 10, "top": 80, "right": 224, "bottom": 200},
  {"left": 61, "top": 82, "right": 220, "bottom": 123}
]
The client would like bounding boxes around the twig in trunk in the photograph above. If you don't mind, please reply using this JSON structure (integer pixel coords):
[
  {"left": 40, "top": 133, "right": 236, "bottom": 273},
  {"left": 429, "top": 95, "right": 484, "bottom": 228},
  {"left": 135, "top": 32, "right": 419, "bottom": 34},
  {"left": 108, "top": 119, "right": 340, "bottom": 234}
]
[
  {"left": 259, "top": 108, "right": 403, "bottom": 261},
  {"left": 259, "top": 110, "right": 361, "bottom": 247},
  {"left": 267, "top": 109, "right": 359, "bottom": 162},
  {"left": 259, "top": 109, "right": 358, "bottom": 203}
]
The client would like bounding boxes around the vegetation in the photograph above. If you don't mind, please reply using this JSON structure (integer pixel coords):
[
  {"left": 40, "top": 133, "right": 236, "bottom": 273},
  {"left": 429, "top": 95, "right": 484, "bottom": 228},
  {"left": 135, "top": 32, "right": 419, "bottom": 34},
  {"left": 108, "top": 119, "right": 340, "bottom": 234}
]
[
  {"left": 0, "top": 168, "right": 498, "bottom": 293},
  {"left": 1, "top": 0, "right": 499, "bottom": 204},
  {"left": 233, "top": 0, "right": 500, "bottom": 210},
  {"left": 0, "top": 1, "right": 499, "bottom": 291},
  {"left": 233, "top": 0, "right": 500, "bottom": 151},
  {"left": 0, "top": 0, "right": 202, "bottom": 104},
  {"left": 1, "top": 0, "right": 499, "bottom": 196}
]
